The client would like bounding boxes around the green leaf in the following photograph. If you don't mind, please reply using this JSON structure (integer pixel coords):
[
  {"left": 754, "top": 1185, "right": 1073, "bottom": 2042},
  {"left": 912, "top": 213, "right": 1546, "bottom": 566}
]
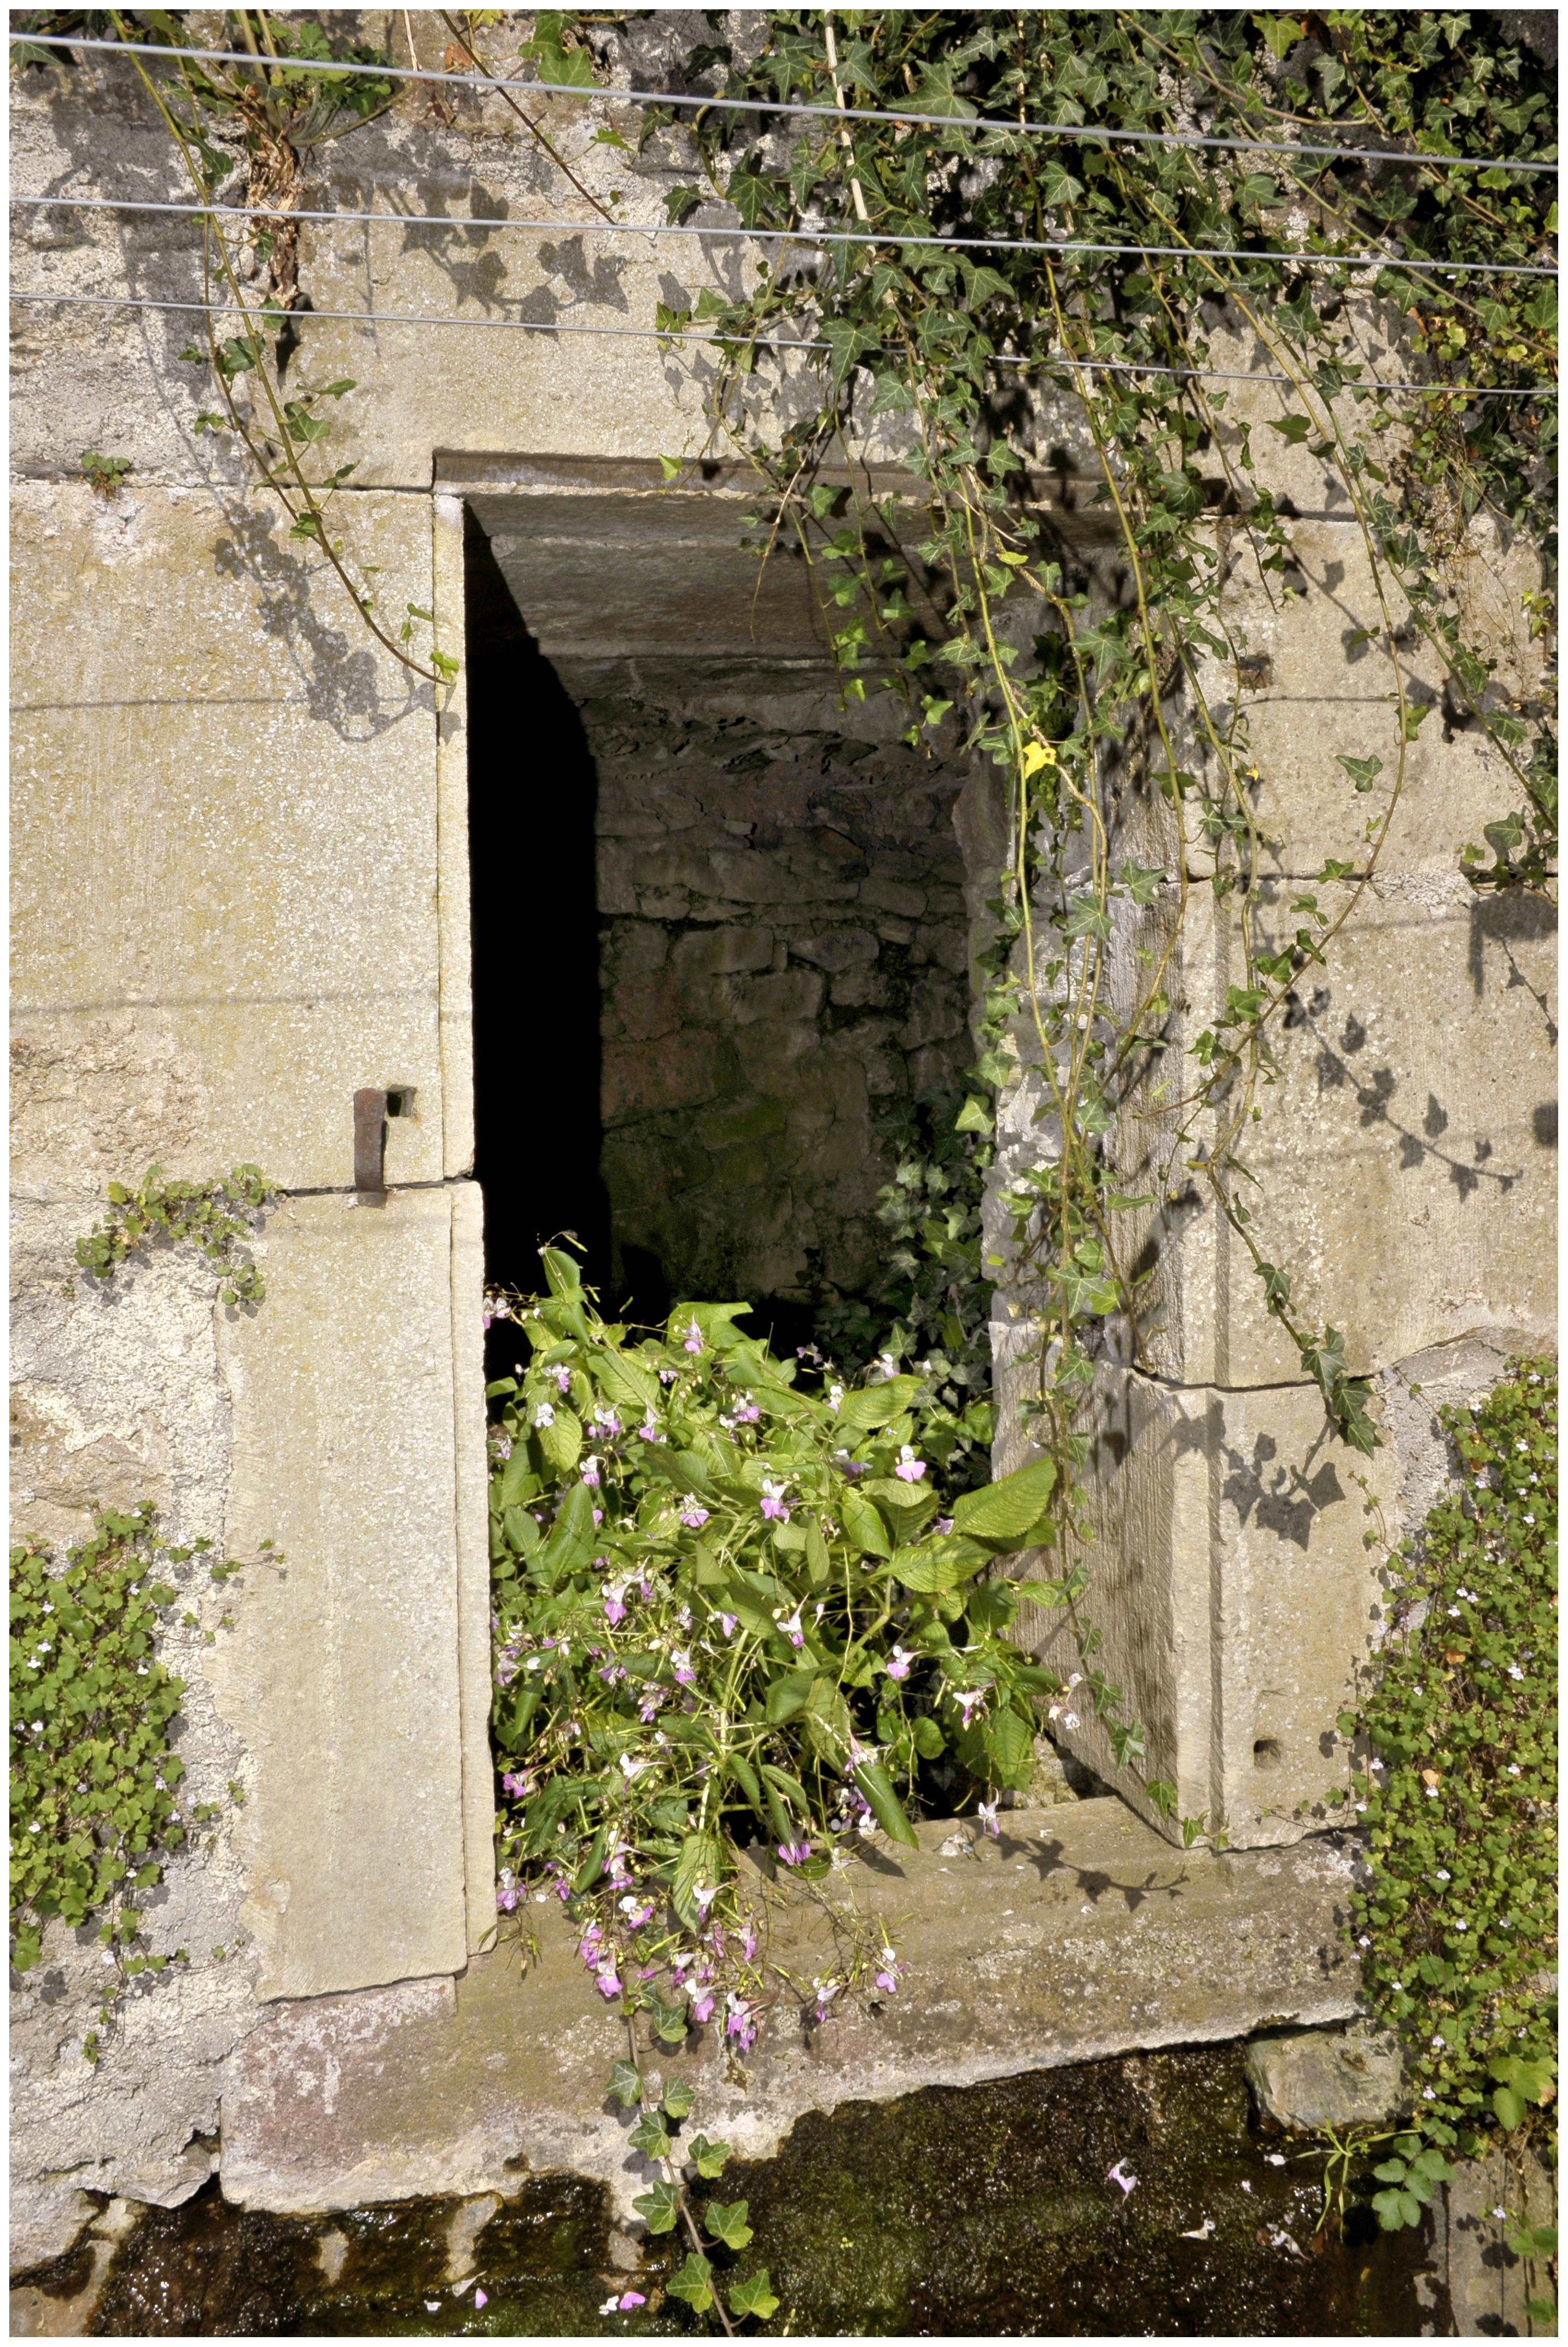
[
  {"left": 889, "top": 1536, "right": 988, "bottom": 1593},
  {"left": 607, "top": 2058, "right": 644, "bottom": 2108},
  {"left": 841, "top": 1489, "right": 893, "bottom": 1558},
  {"left": 729, "top": 2269, "right": 782, "bottom": 2321},
  {"left": 955, "top": 1094, "right": 994, "bottom": 1134},
  {"left": 1269, "top": 412, "right": 1312, "bottom": 445},
  {"left": 632, "top": 2178, "right": 682, "bottom": 2233},
  {"left": 981, "top": 1704, "right": 1036, "bottom": 1789},
  {"left": 1493, "top": 2084, "right": 1528, "bottom": 2130},
  {"left": 852, "top": 1759, "right": 919, "bottom": 1848},
  {"left": 763, "top": 1667, "right": 818, "bottom": 1724},
  {"left": 1336, "top": 753, "right": 1384, "bottom": 792},
  {"left": 662, "top": 2077, "right": 696, "bottom": 2120},
  {"left": 950, "top": 1456, "right": 1057, "bottom": 1546},
  {"left": 687, "top": 2133, "right": 731, "bottom": 2179},
  {"left": 667, "top": 2251, "right": 714, "bottom": 2311},
  {"left": 672, "top": 1830, "right": 722, "bottom": 1932},
  {"left": 704, "top": 2198, "right": 754, "bottom": 2250},
  {"left": 628, "top": 2111, "right": 672, "bottom": 2160},
  {"left": 834, "top": 1376, "right": 923, "bottom": 1436}
]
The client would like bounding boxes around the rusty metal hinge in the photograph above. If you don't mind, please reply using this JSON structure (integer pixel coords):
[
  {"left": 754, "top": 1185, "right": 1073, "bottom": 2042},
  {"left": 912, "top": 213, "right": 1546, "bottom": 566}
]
[{"left": 353, "top": 1088, "right": 387, "bottom": 1204}]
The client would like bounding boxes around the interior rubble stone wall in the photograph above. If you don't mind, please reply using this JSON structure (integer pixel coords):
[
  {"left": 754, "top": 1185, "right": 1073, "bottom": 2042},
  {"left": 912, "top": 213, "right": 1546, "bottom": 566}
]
[{"left": 588, "top": 667, "right": 972, "bottom": 1309}]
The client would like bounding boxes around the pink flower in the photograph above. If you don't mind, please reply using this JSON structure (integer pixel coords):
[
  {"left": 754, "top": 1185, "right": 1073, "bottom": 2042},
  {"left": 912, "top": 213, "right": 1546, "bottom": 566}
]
[
  {"left": 779, "top": 1606, "right": 805, "bottom": 1648},
  {"left": 726, "top": 1991, "right": 760, "bottom": 2050},
  {"left": 742, "top": 1925, "right": 758, "bottom": 1961},
  {"left": 617, "top": 2292, "right": 648, "bottom": 2310},
  {"left": 732, "top": 1394, "right": 761, "bottom": 1423},
  {"left": 953, "top": 1687, "right": 986, "bottom": 1728},
  {"left": 500, "top": 1769, "right": 535, "bottom": 1798},
  {"left": 638, "top": 1421, "right": 663, "bottom": 1442},
  {"left": 496, "top": 1884, "right": 520, "bottom": 1911},
  {"left": 683, "top": 1319, "right": 704, "bottom": 1354},
  {"left": 672, "top": 1649, "right": 697, "bottom": 1687},
  {"left": 719, "top": 1611, "right": 739, "bottom": 1638},
  {"left": 875, "top": 1966, "right": 899, "bottom": 1994},
  {"left": 592, "top": 1510, "right": 603, "bottom": 1527},
  {"left": 894, "top": 1445, "right": 927, "bottom": 1483},
  {"left": 679, "top": 1504, "right": 710, "bottom": 1529},
  {"left": 692, "top": 1882, "right": 718, "bottom": 1918},
  {"left": 1107, "top": 2158, "right": 1138, "bottom": 2196},
  {"left": 474, "top": 2288, "right": 488, "bottom": 2308},
  {"left": 885, "top": 1645, "right": 913, "bottom": 1681},
  {"left": 603, "top": 1583, "right": 627, "bottom": 1626},
  {"left": 595, "top": 1960, "right": 622, "bottom": 1999},
  {"left": 934, "top": 1515, "right": 953, "bottom": 1534},
  {"left": 760, "top": 1478, "right": 791, "bottom": 1522},
  {"left": 690, "top": 1989, "right": 716, "bottom": 2023},
  {"left": 778, "top": 1839, "right": 812, "bottom": 1867},
  {"left": 977, "top": 1798, "right": 1000, "bottom": 1838},
  {"left": 553, "top": 1366, "right": 572, "bottom": 1393}
]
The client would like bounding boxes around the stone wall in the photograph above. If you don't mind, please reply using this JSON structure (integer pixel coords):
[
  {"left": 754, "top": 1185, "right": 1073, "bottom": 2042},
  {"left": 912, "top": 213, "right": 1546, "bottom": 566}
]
[{"left": 590, "top": 663, "right": 971, "bottom": 1309}]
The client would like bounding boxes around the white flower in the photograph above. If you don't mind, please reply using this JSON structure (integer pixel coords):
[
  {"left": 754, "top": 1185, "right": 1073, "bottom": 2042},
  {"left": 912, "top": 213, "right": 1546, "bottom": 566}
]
[
  {"left": 1435, "top": 1868, "right": 1450, "bottom": 1880},
  {"left": 533, "top": 1401, "right": 555, "bottom": 1428}
]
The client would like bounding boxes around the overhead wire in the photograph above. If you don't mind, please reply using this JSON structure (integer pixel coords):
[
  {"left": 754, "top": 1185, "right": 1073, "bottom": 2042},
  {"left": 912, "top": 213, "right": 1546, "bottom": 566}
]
[
  {"left": 7, "top": 30, "right": 1560, "bottom": 176},
  {"left": 8, "top": 287, "right": 1553, "bottom": 397},
  {"left": 9, "top": 191, "right": 1557, "bottom": 279}
]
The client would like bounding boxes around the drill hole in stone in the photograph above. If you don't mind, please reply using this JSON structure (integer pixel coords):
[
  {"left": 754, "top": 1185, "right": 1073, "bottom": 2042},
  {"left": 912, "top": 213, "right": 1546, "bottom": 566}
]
[{"left": 1253, "top": 1738, "right": 1284, "bottom": 1771}]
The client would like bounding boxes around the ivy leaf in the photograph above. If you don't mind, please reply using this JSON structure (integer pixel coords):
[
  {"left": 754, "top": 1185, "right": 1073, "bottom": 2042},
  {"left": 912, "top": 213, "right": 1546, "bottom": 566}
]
[
  {"left": 729, "top": 2269, "right": 782, "bottom": 2320},
  {"left": 1336, "top": 753, "right": 1384, "bottom": 792},
  {"left": 1269, "top": 414, "right": 1313, "bottom": 445},
  {"left": 703, "top": 2198, "right": 754, "bottom": 2251},
  {"left": 628, "top": 2111, "right": 672, "bottom": 2160},
  {"left": 662, "top": 2077, "right": 696, "bottom": 2119},
  {"left": 667, "top": 2251, "right": 714, "bottom": 2311},
  {"left": 632, "top": 2178, "right": 682, "bottom": 2233},
  {"left": 687, "top": 2134, "right": 731, "bottom": 2179}
]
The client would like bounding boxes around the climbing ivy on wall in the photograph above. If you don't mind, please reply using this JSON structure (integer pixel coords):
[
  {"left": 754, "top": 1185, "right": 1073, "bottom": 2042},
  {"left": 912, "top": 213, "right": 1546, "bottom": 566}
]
[{"left": 606, "top": 3, "right": 1557, "bottom": 1812}]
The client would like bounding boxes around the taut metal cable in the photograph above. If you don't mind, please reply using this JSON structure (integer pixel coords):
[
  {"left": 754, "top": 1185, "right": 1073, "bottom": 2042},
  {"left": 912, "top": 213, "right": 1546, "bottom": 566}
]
[
  {"left": 10, "top": 192, "right": 1557, "bottom": 281},
  {"left": 8, "top": 31, "right": 1561, "bottom": 177},
  {"left": 9, "top": 288, "right": 1555, "bottom": 397}
]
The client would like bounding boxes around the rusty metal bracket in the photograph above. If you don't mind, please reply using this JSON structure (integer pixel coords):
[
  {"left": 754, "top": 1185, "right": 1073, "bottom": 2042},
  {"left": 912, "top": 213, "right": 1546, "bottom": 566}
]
[{"left": 353, "top": 1088, "right": 388, "bottom": 1204}]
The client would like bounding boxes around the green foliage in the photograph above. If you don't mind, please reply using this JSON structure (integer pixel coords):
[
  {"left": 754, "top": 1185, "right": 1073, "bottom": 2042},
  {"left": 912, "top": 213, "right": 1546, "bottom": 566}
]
[
  {"left": 75, "top": 1164, "right": 272, "bottom": 1305},
  {"left": 1338, "top": 1360, "right": 1557, "bottom": 2161},
  {"left": 622, "top": 5, "right": 1555, "bottom": 1825},
  {"left": 1368, "top": 2135, "right": 1456, "bottom": 2230},
  {"left": 80, "top": 449, "right": 132, "bottom": 497},
  {"left": 9, "top": 1504, "right": 270, "bottom": 2012},
  {"left": 489, "top": 1247, "right": 1063, "bottom": 2016},
  {"left": 809, "top": 1091, "right": 995, "bottom": 1494},
  {"left": 602, "top": 2048, "right": 780, "bottom": 2330}
]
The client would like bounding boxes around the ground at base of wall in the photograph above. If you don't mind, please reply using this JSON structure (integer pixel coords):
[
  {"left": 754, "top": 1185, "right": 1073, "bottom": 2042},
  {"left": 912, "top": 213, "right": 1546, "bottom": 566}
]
[{"left": 10, "top": 2041, "right": 1478, "bottom": 2339}]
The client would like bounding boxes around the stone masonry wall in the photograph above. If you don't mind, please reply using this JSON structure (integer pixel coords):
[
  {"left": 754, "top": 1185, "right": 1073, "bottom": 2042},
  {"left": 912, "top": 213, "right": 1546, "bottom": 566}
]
[{"left": 582, "top": 660, "right": 973, "bottom": 1308}]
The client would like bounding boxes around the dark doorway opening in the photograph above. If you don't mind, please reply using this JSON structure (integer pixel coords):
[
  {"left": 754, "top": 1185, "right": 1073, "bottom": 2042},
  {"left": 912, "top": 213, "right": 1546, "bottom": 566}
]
[{"left": 463, "top": 506, "right": 609, "bottom": 1376}]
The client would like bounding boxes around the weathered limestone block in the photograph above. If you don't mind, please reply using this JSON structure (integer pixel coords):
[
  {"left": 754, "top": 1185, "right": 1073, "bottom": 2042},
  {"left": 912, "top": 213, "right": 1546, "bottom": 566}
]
[
  {"left": 1244, "top": 2021, "right": 1406, "bottom": 2130},
  {"left": 209, "top": 1185, "right": 490, "bottom": 2001},
  {"left": 221, "top": 1806, "right": 1362, "bottom": 2222},
  {"left": 10, "top": 484, "right": 454, "bottom": 1197}
]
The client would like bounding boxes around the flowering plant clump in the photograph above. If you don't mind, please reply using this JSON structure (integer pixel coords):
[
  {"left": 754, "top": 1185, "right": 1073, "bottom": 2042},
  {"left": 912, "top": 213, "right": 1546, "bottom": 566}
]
[
  {"left": 1337, "top": 1358, "right": 1557, "bottom": 2179},
  {"left": 488, "top": 1248, "right": 1066, "bottom": 2032}
]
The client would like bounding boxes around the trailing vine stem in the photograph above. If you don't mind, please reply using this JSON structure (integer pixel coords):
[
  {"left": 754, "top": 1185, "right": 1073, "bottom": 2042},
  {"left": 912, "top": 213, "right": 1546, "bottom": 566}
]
[{"left": 106, "top": 10, "right": 457, "bottom": 691}]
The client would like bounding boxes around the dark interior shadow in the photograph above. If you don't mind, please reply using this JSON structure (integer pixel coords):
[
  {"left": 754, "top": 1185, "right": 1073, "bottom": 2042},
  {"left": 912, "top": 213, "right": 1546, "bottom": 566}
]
[{"left": 465, "top": 505, "right": 610, "bottom": 1376}]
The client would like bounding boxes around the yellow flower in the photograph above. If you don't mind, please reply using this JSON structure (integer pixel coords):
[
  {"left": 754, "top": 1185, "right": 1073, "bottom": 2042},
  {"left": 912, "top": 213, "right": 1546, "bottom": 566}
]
[{"left": 1021, "top": 741, "right": 1058, "bottom": 778}]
